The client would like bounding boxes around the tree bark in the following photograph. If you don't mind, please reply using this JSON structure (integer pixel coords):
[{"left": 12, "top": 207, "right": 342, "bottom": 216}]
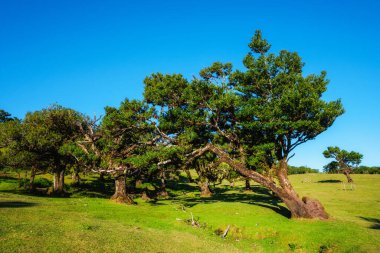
[
  {"left": 196, "top": 144, "right": 329, "bottom": 219},
  {"left": 245, "top": 178, "right": 251, "bottom": 191},
  {"left": 53, "top": 170, "right": 65, "bottom": 195},
  {"left": 29, "top": 167, "right": 36, "bottom": 192},
  {"left": 157, "top": 170, "right": 169, "bottom": 197},
  {"left": 111, "top": 173, "right": 135, "bottom": 204},
  {"left": 199, "top": 180, "right": 212, "bottom": 197},
  {"left": 24, "top": 171, "right": 28, "bottom": 190},
  {"left": 342, "top": 169, "right": 353, "bottom": 183}
]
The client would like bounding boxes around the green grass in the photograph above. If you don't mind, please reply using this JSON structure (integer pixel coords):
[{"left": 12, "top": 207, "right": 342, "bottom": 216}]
[{"left": 0, "top": 173, "right": 379, "bottom": 252}]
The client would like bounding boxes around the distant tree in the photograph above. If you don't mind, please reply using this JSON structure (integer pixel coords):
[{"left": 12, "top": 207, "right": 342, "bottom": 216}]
[
  {"left": 352, "top": 166, "right": 380, "bottom": 174},
  {"left": 288, "top": 165, "right": 319, "bottom": 175},
  {"left": 0, "top": 109, "right": 14, "bottom": 122},
  {"left": 323, "top": 146, "right": 363, "bottom": 183},
  {"left": 143, "top": 30, "right": 344, "bottom": 219}
]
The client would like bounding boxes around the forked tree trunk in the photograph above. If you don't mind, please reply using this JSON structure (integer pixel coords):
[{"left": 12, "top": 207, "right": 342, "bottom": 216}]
[
  {"left": 199, "top": 180, "right": 212, "bottom": 197},
  {"left": 245, "top": 179, "right": 251, "bottom": 191},
  {"left": 342, "top": 169, "right": 353, "bottom": 183},
  {"left": 204, "top": 144, "right": 329, "bottom": 219},
  {"left": 111, "top": 173, "right": 135, "bottom": 204}
]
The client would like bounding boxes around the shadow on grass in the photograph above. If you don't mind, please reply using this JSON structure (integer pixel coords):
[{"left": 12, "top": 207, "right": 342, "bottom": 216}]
[
  {"left": 172, "top": 185, "right": 291, "bottom": 218},
  {"left": 0, "top": 201, "right": 38, "bottom": 208},
  {"left": 358, "top": 216, "right": 380, "bottom": 230},
  {"left": 0, "top": 175, "right": 18, "bottom": 181},
  {"left": 70, "top": 179, "right": 115, "bottom": 198},
  {"left": 317, "top": 180, "right": 343, "bottom": 183}
]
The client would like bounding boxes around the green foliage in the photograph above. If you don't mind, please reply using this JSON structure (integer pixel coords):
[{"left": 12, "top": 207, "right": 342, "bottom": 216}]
[
  {"left": 352, "top": 166, "right": 380, "bottom": 174},
  {"left": 0, "top": 109, "right": 15, "bottom": 123},
  {"left": 323, "top": 146, "right": 363, "bottom": 173},
  {"left": 0, "top": 173, "right": 379, "bottom": 252},
  {"left": 288, "top": 165, "right": 319, "bottom": 174},
  {"left": 144, "top": 30, "right": 344, "bottom": 178},
  {"left": 0, "top": 104, "right": 83, "bottom": 191}
]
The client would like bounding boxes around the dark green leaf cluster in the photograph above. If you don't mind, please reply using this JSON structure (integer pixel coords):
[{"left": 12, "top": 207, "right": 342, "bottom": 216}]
[{"left": 323, "top": 146, "right": 363, "bottom": 173}]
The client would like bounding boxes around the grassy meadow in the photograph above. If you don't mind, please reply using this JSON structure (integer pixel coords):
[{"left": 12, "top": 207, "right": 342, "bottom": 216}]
[{"left": 0, "top": 173, "right": 379, "bottom": 253}]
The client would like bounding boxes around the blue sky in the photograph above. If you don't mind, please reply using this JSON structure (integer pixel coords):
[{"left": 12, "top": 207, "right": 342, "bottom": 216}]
[{"left": 1, "top": 0, "right": 379, "bottom": 170}]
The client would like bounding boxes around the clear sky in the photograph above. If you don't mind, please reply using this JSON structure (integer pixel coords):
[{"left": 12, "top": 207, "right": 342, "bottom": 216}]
[{"left": 1, "top": 0, "right": 379, "bottom": 170}]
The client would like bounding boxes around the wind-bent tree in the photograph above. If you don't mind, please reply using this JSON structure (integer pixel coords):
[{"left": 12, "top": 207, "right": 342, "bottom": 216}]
[
  {"left": 76, "top": 99, "right": 157, "bottom": 204},
  {"left": 144, "top": 30, "right": 344, "bottom": 219},
  {"left": 323, "top": 146, "right": 363, "bottom": 183}
]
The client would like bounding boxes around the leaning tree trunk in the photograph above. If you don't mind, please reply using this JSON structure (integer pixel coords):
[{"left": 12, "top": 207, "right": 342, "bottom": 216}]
[
  {"left": 111, "top": 173, "right": 135, "bottom": 204},
  {"left": 205, "top": 144, "right": 329, "bottom": 219},
  {"left": 198, "top": 179, "right": 212, "bottom": 197},
  {"left": 342, "top": 169, "right": 353, "bottom": 183},
  {"left": 272, "top": 159, "right": 329, "bottom": 219}
]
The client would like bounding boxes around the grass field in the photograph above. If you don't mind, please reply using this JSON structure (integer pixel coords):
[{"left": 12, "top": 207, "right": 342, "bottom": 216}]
[{"left": 0, "top": 173, "right": 379, "bottom": 253}]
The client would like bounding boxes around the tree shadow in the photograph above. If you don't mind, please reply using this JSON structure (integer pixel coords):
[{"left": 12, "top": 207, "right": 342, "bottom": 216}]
[
  {"left": 0, "top": 201, "right": 38, "bottom": 208},
  {"left": 0, "top": 175, "right": 18, "bottom": 181},
  {"left": 166, "top": 181, "right": 199, "bottom": 193},
  {"left": 71, "top": 178, "right": 114, "bottom": 198},
  {"left": 358, "top": 216, "right": 380, "bottom": 230},
  {"left": 317, "top": 180, "right": 342, "bottom": 183},
  {"left": 172, "top": 185, "right": 291, "bottom": 218}
]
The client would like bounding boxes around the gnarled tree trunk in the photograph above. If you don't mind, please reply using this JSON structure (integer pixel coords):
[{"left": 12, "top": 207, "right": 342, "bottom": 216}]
[
  {"left": 265, "top": 159, "right": 328, "bottom": 219},
  {"left": 199, "top": 180, "right": 212, "bottom": 197},
  {"left": 201, "top": 144, "right": 329, "bottom": 219},
  {"left": 111, "top": 173, "right": 135, "bottom": 204}
]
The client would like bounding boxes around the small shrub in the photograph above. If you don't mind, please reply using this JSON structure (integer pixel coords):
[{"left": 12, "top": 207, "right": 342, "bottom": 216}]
[{"left": 288, "top": 243, "right": 298, "bottom": 251}]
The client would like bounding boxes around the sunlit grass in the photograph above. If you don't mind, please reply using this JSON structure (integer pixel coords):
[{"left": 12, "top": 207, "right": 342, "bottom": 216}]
[{"left": 0, "top": 173, "right": 379, "bottom": 252}]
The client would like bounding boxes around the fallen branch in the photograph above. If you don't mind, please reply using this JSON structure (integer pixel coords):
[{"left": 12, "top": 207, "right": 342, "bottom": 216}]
[{"left": 222, "top": 225, "right": 230, "bottom": 238}]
